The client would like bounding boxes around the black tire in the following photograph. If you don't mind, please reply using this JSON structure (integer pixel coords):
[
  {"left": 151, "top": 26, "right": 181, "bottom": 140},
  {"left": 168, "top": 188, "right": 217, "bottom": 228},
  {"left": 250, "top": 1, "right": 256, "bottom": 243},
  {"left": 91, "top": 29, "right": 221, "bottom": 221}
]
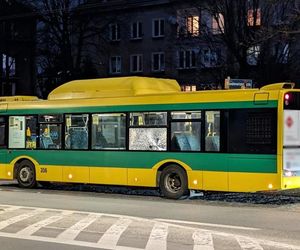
[
  {"left": 159, "top": 165, "right": 188, "bottom": 199},
  {"left": 16, "top": 160, "right": 36, "bottom": 188}
]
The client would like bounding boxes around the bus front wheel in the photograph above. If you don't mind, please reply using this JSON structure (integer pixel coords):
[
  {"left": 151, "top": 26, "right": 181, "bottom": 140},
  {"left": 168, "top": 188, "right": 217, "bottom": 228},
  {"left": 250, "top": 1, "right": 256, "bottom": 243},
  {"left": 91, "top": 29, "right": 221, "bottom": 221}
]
[
  {"left": 159, "top": 165, "right": 188, "bottom": 199},
  {"left": 16, "top": 160, "right": 36, "bottom": 188}
]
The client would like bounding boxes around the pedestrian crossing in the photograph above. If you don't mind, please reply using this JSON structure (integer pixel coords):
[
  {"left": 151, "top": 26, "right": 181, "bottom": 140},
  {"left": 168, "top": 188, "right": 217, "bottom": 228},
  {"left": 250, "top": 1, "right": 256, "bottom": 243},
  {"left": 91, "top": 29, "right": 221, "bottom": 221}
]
[{"left": 0, "top": 204, "right": 299, "bottom": 250}]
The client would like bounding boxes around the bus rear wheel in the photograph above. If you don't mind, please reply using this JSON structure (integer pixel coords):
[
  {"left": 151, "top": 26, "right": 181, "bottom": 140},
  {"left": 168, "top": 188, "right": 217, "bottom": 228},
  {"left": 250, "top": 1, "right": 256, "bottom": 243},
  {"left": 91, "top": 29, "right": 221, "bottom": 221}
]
[
  {"left": 159, "top": 165, "right": 188, "bottom": 199},
  {"left": 17, "top": 160, "right": 36, "bottom": 188}
]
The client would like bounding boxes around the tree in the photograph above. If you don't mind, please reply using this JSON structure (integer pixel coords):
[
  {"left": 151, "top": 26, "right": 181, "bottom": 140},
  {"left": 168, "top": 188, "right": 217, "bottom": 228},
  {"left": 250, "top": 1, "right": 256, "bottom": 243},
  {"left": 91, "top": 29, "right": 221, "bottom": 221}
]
[{"left": 192, "top": 0, "right": 300, "bottom": 86}]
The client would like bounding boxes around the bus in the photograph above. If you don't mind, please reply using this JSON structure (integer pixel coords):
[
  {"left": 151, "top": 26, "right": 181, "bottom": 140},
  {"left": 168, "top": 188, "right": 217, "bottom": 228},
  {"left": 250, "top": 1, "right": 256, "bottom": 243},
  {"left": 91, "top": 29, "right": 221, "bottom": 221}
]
[{"left": 0, "top": 77, "right": 299, "bottom": 199}]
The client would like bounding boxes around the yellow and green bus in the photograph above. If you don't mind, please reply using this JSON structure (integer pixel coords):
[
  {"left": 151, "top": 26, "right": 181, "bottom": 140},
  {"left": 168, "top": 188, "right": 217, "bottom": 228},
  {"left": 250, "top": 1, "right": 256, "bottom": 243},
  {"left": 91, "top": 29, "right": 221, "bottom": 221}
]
[{"left": 0, "top": 77, "right": 299, "bottom": 199}]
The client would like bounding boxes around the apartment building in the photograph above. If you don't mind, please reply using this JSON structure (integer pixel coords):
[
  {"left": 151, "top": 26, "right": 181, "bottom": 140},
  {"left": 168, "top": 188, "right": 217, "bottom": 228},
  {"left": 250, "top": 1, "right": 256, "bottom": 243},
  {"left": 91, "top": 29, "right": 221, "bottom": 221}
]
[{"left": 77, "top": 0, "right": 300, "bottom": 88}]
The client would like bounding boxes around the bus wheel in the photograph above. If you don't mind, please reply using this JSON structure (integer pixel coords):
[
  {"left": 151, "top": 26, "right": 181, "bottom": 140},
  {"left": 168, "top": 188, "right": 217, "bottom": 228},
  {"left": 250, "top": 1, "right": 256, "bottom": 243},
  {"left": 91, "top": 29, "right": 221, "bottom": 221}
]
[
  {"left": 159, "top": 165, "right": 188, "bottom": 199},
  {"left": 17, "top": 160, "right": 36, "bottom": 188}
]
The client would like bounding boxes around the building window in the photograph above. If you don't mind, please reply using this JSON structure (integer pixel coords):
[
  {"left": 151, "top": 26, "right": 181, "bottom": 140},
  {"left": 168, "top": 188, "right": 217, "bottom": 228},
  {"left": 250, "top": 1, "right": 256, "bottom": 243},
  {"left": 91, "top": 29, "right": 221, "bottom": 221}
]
[
  {"left": 177, "top": 9, "right": 200, "bottom": 37},
  {"left": 247, "top": 45, "right": 260, "bottom": 65},
  {"left": 178, "top": 50, "right": 197, "bottom": 69},
  {"left": 92, "top": 113, "right": 126, "bottom": 150},
  {"left": 109, "top": 23, "right": 120, "bottom": 41},
  {"left": 65, "top": 114, "right": 89, "bottom": 150},
  {"left": 110, "top": 56, "right": 121, "bottom": 74},
  {"left": 2, "top": 54, "right": 15, "bottom": 77},
  {"left": 130, "top": 54, "right": 143, "bottom": 73},
  {"left": 202, "top": 48, "right": 220, "bottom": 68},
  {"left": 131, "top": 21, "right": 142, "bottom": 39},
  {"left": 212, "top": 13, "right": 224, "bottom": 34},
  {"left": 152, "top": 19, "right": 165, "bottom": 38},
  {"left": 152, "top": 52, "right": 165, "bottom": 72},
  {"left": 182, "top": 85, "right": 197, "bottom": 92},
  {"left": 247, "top": 8, "right": 261, "bottom": 26}
]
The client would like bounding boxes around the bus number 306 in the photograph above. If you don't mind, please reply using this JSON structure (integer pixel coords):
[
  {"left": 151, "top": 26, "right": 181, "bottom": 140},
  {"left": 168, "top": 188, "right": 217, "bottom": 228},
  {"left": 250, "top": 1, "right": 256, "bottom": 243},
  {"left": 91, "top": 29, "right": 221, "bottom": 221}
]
[{"left": 40, "top": 168, "right": 47, "bottom": 174}]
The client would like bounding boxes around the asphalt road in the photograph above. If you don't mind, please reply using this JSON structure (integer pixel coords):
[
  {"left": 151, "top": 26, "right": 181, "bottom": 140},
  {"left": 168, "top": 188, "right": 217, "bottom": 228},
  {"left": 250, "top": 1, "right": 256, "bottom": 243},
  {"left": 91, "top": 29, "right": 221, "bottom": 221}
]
[{"left": 0, "top": 182, "right": 300, "bottom": 250}]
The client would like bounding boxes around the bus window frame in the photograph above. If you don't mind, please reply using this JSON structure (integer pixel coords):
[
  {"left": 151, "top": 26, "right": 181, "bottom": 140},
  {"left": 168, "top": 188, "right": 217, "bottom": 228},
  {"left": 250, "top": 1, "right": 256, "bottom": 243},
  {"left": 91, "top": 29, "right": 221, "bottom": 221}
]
[
  {"left": 64, "top": 113, "right": 90, "bottom": 151},
  {"left": 128, "top": 111, "right": 168, "bottom": 152},
  {"left": 0, "top": 116, "right": 7, "bottom": 149},
  {"left": 91, "top": 112, "right": 127, "bottom": 151}
]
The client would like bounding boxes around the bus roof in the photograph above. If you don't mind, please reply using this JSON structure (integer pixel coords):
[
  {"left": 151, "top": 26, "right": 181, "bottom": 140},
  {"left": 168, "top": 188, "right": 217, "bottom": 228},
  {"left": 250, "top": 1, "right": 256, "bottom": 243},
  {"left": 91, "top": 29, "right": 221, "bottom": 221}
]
[{"left": 48, "top": 76, "right": 181, "bottom": 100}]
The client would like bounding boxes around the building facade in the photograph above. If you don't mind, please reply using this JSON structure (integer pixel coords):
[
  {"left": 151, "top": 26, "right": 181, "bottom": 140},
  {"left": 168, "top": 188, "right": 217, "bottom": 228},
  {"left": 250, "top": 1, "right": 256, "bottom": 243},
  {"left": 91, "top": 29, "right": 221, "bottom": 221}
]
[
  {"left": 0, "top": 0, "right": 37, "bottom": 96},
  {"left": 77, "top": 0, "right": 300, "bottom": 89}
]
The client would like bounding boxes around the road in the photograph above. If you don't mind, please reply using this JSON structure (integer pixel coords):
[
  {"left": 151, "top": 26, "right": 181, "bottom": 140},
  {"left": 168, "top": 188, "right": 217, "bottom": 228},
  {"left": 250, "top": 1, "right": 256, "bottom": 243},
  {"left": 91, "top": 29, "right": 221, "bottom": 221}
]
[{"left": 0, "top": 182, "right": 300, "bottom": 250}]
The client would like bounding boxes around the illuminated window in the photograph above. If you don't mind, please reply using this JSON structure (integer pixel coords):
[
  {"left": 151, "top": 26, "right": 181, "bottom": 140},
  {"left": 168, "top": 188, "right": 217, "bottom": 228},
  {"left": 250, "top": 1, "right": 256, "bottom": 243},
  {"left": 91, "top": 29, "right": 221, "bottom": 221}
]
[
  {"left": 212, "top": 13, "right": 224, "bottom": 34},
  {"left": 182, "top": 85, "right": 197, "bottom": 92},
  {"left": 186, "top": 16, "right": 199, "bottom": 36},
  {"left": 177, "top": 9, "right": 200, "bottom": 37},
  {"left": 247, "top": 8, "right": 261, "bottom": 26}
]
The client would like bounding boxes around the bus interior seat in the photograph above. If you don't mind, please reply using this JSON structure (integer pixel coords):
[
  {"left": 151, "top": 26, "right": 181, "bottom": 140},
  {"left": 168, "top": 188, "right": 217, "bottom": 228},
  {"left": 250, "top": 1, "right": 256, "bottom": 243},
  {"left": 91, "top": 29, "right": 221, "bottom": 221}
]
[
  {"left": 171, "top": 132, "right": 200, "bottom": 151},
  {"left": 69, "top": 127, "right": 88, "bottom": 149},
  {"left": 205, "top": 136, "right": 220, "bottom": 151},
  {"left": 40, "top": 135, "right": 54, "bottom": 149}
]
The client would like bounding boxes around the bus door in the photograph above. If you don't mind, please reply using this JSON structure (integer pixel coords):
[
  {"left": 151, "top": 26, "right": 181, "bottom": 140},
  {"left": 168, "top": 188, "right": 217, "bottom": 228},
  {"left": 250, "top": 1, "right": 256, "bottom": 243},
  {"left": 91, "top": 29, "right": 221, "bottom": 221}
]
[{"left": 282, "top": 92, "right": 300, "bottom": 188}]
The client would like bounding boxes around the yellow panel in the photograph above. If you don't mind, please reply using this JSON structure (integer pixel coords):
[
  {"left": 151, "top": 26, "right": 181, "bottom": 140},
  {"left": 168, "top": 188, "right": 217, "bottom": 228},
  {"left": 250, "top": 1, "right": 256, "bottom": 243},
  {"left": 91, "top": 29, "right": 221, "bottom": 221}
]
[
  {"left": 0, "top": 164, "right": 7, "bottom": 179},
  {"left": 128, "top": 169, "right": 156, "bottom": 187},
  {"left": 188, "top": 170, "right": 203, "bottom": 189},
  {"left": 36, "top": 165, "right": 63, "bottom": 182},
  {"left": 282, "top": 176, "right": 300, "bottom": 189},
  {"left": 203, "top": 171, "right": 228, "bottom": 191},
  {"left": 5, "top": 165, "right": 13, "bottom": 180},
  {"left": 63, "top": 167, "right": 89, "bottom": 183},
  {"left": 229, "top": 172, "right": 280, "bottom": 192},
  {"left": 90, "top": 167, "right": 127, "bottom": 185}
]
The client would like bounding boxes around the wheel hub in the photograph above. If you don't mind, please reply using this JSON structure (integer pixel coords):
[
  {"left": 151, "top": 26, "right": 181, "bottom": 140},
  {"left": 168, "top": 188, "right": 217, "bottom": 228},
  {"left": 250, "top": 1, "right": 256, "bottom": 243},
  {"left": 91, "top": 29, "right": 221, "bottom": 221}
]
[
  {"left": 166, "top": 173, "right": 182, "bottom": 193},
  {"left": 19, "top": 167, "right": 32, "bottom": 182}
]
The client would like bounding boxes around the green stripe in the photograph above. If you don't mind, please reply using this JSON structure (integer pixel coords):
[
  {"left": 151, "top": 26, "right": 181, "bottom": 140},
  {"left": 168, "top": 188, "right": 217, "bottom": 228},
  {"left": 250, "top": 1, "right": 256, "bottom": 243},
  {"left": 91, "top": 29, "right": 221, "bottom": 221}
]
[
  {"left": 2, "top": 150, "right": 277, "bottom": 173},
  {"left": 6, "top": 100, "right": 278, "bottom": 115}
]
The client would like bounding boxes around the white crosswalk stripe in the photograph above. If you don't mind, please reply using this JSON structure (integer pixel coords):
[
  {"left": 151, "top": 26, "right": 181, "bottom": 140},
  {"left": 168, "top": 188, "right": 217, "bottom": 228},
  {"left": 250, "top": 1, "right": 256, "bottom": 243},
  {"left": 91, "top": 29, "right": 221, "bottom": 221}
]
[
  {"left": 0, "top": 208, "right": 46, "bottom": 230},
  {"left": 16, "top": 211, "right": 73, "bottom": 236},
  {"left": 97, "top": 217, "right": 132, "bottom": 249},
  {"left": 57, "top": 213, "right": 101, "bottom": 240},
  {"left": 236, "top": 236, "right": 264, "bottom": 250},
  {"left": 145, "top": 222, "right": 168, "bottom": 250},
  {"left": 193, "top": 230, "right": 214, "bottom": 250}
]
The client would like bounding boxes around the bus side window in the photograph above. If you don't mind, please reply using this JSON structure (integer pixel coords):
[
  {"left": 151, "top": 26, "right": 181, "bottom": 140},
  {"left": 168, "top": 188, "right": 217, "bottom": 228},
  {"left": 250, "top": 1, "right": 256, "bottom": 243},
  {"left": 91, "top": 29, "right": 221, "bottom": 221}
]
[
  {"left": 0, "top": 117, "right": 6, "bottom": 148},
  {"left": 170, "top": 111, "right": 202, "bottom": 152},
  {"left": 205, "top": 111, "right": 220, "bottom": 152},
  {"left": 65, "top": 114, "right": 89, "bottom": 150}
]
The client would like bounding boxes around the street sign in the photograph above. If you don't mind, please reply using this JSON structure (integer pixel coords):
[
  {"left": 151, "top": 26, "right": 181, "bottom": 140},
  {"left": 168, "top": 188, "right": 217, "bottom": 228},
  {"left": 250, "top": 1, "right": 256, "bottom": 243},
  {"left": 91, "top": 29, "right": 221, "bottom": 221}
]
[{"left": 224, "top": 77, "right": 253, "bottom": 89}]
